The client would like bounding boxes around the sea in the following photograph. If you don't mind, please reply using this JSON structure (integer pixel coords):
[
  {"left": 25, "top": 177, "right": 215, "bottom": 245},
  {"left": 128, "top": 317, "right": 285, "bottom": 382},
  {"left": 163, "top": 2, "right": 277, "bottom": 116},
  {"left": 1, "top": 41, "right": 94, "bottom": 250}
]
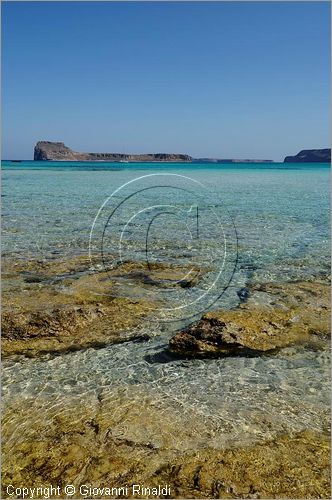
[{"left": 2, "top": 160, "right": 330, "bottom": 449}]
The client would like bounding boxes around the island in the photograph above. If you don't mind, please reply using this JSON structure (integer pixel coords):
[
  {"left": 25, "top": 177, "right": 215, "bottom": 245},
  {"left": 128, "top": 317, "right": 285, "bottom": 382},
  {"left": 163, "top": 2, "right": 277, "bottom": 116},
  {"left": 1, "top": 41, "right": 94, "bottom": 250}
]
[
  {"left": 34, "top": 142, "right": 331, "bottom": 164},
  {"left": 34, "top": 141, "right": 192, "bottom": 162},
  {"left": 192, "top": 158, "right": 274, "bottom": 163},
  {"left": 33, "top": 141, "right": 275, "bottom": 163},
  {"left": 284, "top": 149, "right": 331, "bottom": 163}
]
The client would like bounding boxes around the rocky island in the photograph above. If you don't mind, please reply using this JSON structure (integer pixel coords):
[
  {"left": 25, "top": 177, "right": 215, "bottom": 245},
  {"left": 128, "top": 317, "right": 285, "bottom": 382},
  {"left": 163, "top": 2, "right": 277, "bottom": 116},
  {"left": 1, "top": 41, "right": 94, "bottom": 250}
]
[
  {"left": 284, "top": 148, "right": 331, "bottom": 163},
  {"left": 34, "top": 141, "right": 192, "bottom": 162},
  {"left": 33, "top": 142, "right": 331, "bottom": 165},
  {"left": 33, "top": 141, "right": 275, "bottom": 163},
  {"left": 192, "top": 158, "right": 274, "bottom": 163}
]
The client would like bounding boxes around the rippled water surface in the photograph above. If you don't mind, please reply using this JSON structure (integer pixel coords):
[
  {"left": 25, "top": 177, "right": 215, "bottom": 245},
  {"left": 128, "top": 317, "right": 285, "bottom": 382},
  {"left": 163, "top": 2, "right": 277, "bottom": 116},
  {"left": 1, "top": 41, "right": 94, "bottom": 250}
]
[{"left": 2, "top": 161, "right": 330, "bottom": 448}]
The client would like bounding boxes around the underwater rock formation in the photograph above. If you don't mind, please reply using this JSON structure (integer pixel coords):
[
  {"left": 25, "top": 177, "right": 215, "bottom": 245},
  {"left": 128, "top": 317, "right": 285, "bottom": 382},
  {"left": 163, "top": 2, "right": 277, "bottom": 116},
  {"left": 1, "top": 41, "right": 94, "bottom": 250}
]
[
  {"left": 1, "top": 257, "right": 207, "bottom": 357},
  {"left": 2, "top": 389, "right": 330, "bottom": 499},
  {"left": 169, "top": 281, "right": 330, "bottom": 357}
]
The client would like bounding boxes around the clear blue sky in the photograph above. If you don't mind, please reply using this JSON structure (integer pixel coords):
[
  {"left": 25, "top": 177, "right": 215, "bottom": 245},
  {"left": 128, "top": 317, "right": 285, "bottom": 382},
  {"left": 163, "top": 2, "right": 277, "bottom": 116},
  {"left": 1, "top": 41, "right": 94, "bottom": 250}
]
[{"left": 2, "top": 1, "right": 330, "bottom": 160}]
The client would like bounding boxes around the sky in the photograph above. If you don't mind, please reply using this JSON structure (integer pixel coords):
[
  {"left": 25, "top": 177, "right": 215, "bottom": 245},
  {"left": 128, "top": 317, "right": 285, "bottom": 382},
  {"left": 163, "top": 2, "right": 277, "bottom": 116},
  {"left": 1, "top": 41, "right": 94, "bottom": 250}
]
[{"left": 2, "top": 1, "right": 330, "bottom": 161}]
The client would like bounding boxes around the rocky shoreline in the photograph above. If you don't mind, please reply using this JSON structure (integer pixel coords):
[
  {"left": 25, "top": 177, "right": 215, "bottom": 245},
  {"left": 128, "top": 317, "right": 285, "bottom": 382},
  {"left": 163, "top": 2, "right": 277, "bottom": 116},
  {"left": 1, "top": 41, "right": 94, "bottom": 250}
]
[
  {"left": 3, "top": 255, "right": 329, "bottom": 359},
  {"left": 2, "top": 256, "right": 208, "bottom": 357},
  {"left": 2, "top": 255, "right": 331, "bottom": 498},
  {"left": 169, "top": 281, "right": 330, "bottom": 357}
]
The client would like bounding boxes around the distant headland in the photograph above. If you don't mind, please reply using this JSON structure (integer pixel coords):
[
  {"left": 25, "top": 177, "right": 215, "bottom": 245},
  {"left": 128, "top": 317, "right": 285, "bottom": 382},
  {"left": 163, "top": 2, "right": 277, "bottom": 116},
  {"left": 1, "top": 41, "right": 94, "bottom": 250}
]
[
  {"left": 284, "top": 148, "right": 331, "bottom": 163},
  {"left": 34, "top": 142, "right": 192, "bottom": 162},
  {"left": 33, "top": 141, "right": 331, "bottom": 164}
]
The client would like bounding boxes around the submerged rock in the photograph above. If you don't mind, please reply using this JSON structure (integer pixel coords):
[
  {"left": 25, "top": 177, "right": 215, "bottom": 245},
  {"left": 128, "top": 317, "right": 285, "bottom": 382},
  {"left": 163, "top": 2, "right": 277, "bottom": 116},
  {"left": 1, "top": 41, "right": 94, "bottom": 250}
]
[
  {"left": 112, "top": 260, "right": 206, "bottom": 289},
  {"left": 169, "top": 281, "right": 330, "bottom": 357},
  {"left": 1, "top": 257, "right": 160, "bottom": 357},
  {"left": 169, "top": 309, "right": 297, "bottom": 356},
  {"left": 2, "top": 256, "right": 209, "bottom": 357},
  {"left": 2, "top": 389, "right": 330, "bottom": 499},
  {"left": 2, "top": 298, "right": 155, "bottom": 357},
  {"left": 163, "top": 430, "right": 330, "bottom": 499}
]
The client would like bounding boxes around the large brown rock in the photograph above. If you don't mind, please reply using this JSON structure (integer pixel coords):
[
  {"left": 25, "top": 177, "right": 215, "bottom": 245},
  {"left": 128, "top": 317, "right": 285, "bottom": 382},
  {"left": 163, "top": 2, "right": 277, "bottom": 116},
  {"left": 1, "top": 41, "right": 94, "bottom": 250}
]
[
  {"left": 169, "top": 310, "right": 297, "bottom": 356},
  {"left": 169, "top": 281, "right": 330, "bottom": 357}
]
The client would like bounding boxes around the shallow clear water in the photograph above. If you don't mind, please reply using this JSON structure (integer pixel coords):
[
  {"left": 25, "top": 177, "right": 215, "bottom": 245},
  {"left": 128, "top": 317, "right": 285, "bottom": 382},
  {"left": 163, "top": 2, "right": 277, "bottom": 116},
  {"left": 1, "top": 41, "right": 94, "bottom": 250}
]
[
  {"left": 2, "top": 334, "right": 330, "bottom": 450},
  {"left": 2, "top": 161, "right": 330, "bottom": 448},
  {"left": 3, "top": 162, "right": 330, "bottom": 282}
]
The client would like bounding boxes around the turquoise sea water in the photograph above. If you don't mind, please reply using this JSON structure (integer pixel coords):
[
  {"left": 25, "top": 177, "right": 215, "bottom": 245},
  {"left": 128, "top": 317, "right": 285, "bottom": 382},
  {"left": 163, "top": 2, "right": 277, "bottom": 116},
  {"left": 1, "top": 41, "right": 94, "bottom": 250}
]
[
  {"left": 2, "top": 161, "right": 330, "bottom": 283},
  {"left": 2, "top": 161, "right": 331, "bottom": 449}
]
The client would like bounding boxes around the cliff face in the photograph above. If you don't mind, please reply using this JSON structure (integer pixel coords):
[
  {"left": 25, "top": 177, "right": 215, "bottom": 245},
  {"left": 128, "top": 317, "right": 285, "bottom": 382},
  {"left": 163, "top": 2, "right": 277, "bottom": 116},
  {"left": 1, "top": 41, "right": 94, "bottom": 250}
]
[
  {"left": 34, "top": 142, "right": 192, "bottom": 162},
  {"left": 284, "top": 149, "right": 331, "bottom": 163},
  {"left": 34, "top": 142, "right": 80, "bottom": 161}
]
